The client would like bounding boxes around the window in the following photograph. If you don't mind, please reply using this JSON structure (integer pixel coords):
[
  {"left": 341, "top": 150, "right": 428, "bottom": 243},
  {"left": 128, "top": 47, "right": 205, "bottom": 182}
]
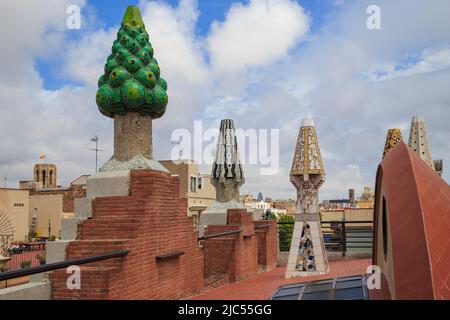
[
  {"left": 42, "top": 169, "right": 47, "bottom": 186},
  {"left": 198, "top": 177, "right": 203, "bottom": 190},
  {"left": 270, "top": 275, "right": 368, "bottom": 300},
  {"left": 190, "top": 177, "right": 196, "bottom": 192},
  {"left": 14, "top": 203, "right": 24, "bottom": 207},
  {"left": 382, "top": 195, "right": 388, "bottom": 261}
]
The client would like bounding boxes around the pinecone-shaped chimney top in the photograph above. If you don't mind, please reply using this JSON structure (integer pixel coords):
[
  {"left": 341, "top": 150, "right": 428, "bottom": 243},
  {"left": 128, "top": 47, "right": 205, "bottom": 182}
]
[
  {"left": 95, "top": 5, "right": 168, "bottom": 119},
  {"left": 122, "top": 5, "right": 145, "bottom": 28}
]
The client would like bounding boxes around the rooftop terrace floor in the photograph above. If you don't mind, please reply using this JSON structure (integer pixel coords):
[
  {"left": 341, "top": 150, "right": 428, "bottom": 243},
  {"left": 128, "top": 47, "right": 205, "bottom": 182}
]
[{"left": 190, "top": 258, "right": 372, "bottom": 300}]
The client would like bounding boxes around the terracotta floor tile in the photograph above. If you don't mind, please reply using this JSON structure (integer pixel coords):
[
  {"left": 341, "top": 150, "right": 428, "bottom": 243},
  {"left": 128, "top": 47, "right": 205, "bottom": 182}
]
[{"left": 189, "top": 258, "right": 372, "bottom": 300}]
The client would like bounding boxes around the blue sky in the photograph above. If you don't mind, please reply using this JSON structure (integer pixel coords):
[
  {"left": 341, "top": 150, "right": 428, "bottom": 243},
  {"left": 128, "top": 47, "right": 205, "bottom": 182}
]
[
  {"left": 85, "top": 0, "right": 335, "bottom": 35},
  {"left": 37, "top": 0, "right": 336, "bottom": 90},
  {"left": 1, "top": 0, "right": 449, "bottom": 200}
]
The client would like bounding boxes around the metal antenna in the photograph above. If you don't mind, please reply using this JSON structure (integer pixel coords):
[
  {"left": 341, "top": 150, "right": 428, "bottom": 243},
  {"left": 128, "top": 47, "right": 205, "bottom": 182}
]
[
  {"left": 171, "top": 140, "right": 183, "bottom": 160},
  {"left": 88, "top": 135, "right": 105, "bottom": 172}
]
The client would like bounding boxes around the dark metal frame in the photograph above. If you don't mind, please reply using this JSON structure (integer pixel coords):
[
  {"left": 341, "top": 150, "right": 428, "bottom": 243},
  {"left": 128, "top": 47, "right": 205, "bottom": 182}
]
[
  {"left": 269, "top": 275, "right": 369, "bottom": 300},
  {"left": 156, "top": 251, "right": 185, "bottom": 261},
  {"left": 197, "top": 229, "right": 241, "bottom": 241},
  {"left": 255, "top": 224, "right": 272, "bottom": 229},
  {"left": 0, "top": 249, "right": 129, "bottom": 281}
]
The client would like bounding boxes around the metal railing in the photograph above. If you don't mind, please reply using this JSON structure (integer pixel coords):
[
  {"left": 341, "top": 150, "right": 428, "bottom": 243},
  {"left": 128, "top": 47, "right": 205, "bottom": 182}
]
[
  {"left": 321, "top": 220, "right": 373, "bottom": 257},
  {"left": 0, "top": 250, "right": 129, "bottom": 282},
  {"left": 198, "top": 229, "right": 241, "bottom": 241},
  {"left": 5, "top": 249, "right": 45, "bottom": 270},
  {"left": 3, "top": 242, "right": 48, "bottom": 271},
  {"left": 277, "top": 220, "right": 373, "bottom": 257}
]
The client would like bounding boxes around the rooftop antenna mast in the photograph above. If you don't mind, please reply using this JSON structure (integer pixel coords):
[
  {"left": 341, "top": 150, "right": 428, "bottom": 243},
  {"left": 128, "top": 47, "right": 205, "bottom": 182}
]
[
  {"left": 171, "top": 140, "right": 183, "bottom": 160},
  {"left": 88, "top": 135, "right": 105, "bottom": 172}
]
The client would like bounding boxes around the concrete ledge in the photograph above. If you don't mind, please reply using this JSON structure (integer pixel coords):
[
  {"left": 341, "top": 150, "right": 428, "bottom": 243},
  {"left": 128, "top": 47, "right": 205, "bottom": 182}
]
[
  {"left": 199, "top": 210, "right": 227, "bottom": 226},
  {"left": 326, "top": 251, "right": 372, "bottom": 261},
  {"left": 100, "top": 155, "right": 170, "bottom": 173},
  {"left": 0, "top": 281, "right": 51, "bottom": 300},
  {"left": 74, "top": 197, "right": 93, "bottom": 219},
  {"left": 46, "top": 240, "right": 71, "bottom": 264},
  {"left": 285, "top": 270, "right": 328, "bottom": 279},
  {"left": 61, "top": 218, "right": 83, "bottom": 240},
  {"left": 87, "top": 170, "right": 131, "bottom": 198},
  {"left": 30, "top": 272, "right": 49, "bottom": 283},
  {"left": 250, "top": 208, "right": 263, "bottom": 221}
]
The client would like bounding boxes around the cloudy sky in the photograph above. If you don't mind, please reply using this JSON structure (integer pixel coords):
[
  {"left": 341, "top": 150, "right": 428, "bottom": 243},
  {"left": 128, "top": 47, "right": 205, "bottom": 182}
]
[{"left": 0, "top": 0, "right": 449, "bottom": 200}]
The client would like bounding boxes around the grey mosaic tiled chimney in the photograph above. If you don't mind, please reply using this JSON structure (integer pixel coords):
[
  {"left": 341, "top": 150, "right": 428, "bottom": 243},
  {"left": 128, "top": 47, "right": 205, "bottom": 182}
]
[{"left": 211, "top": 119, "right": 245, "bottom": 203}]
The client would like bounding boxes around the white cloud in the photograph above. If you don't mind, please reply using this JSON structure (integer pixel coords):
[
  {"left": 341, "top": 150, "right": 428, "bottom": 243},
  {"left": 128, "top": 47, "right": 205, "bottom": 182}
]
[
  {"left": 227, "top": 0, "right": 450, "bottom": 200},
  {"left": 208, "top": 0, "right": 309, "bottom": 75},
  {"left": 203, "top": 95, "right": 249, "bottom": 120},
  {"left": 138, "top": 0, "right": 214, "bottom": 135},
  {"left": 321, "top": 165, "right": 365, "bottom": 200},
  {"left": 140, "top": 0, "right": 209, "bottom": 85},
  {"left": 0, "top": 0, "right": 85, "bottom": 84},
  {"left": 0, "top": 0, "right": 111, "bottom": 187},
  {"left": 63, "top": 29, "right": 116, "bottom": 86},
  {"left": 366, "top": 47, "right": 450, "bottom": 82},
  {"left": 0, "top": 0, "right": 449, "bottom": 200}
]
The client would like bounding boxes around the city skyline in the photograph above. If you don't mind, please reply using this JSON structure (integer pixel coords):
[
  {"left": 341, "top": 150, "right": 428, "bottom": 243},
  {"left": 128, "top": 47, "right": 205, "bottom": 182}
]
[{"left": 0, "top": 0, "right": 449, "bottom": 200}]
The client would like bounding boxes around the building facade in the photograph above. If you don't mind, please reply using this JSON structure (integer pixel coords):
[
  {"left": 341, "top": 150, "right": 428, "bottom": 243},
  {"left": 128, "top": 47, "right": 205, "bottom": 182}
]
[
  {"left": 272, "top": 199, "right": 296, "bottom": 215},
  {"left": 33, "top": 164, "right": 57, "bottom": 189},
  {"left": 0, "top": 188, "right": 30, "bottom": 241},
  {"left": 357, "top": 186, "right": 375, "bottom": 208},
  {"left": 159, "top": 160, "right": 215, "bottom": 226}
]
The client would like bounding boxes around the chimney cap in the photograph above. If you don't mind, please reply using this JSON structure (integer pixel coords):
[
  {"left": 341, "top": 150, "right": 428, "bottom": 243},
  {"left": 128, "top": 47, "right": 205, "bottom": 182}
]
[
  {"left": 301, "top": 118, "right": 315, "bottom": 127},
  {"left": 412, "top": 115, "right": 425, "bottom": 123}
]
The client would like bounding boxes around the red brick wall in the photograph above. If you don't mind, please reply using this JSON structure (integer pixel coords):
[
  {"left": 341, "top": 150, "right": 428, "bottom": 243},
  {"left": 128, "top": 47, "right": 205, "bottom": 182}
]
[
  {"left": 204, "top": 224, "right": 239, "bottom": 286},
  {"left": 52, "top": 170, "right": 204, "bottom": 300},
  {"left": 237, "top": 235, "right": 257, "bottom": 280},
  {"left": 254, "top": 220, "right": 278, "bottom": 272},
  {"left": 203, "top": 209, "right": 258, "bottom": 286},
  {"left": 51, "top": 171, "right": 279, "bottom": 299},
  {"left": 256, "top": 231, "right": 266, "bottom": 267},
  {"left": 204, "top": 238, "right": 235, "bottom": 284}
]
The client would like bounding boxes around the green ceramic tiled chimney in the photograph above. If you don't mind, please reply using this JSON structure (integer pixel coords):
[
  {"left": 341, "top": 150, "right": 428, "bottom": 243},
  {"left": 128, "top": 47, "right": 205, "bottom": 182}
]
[{"left": 95, "top": 5, "right": 168, "bottom": 165}]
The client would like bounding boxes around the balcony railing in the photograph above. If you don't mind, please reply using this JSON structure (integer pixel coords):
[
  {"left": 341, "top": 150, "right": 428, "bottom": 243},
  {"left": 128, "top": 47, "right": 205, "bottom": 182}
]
[
  {"left": 277, "top": 220, "right": 373, "bottom": 257},
  {"left": 0, "top": 250, "right": 129, "bottom": 282}
]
